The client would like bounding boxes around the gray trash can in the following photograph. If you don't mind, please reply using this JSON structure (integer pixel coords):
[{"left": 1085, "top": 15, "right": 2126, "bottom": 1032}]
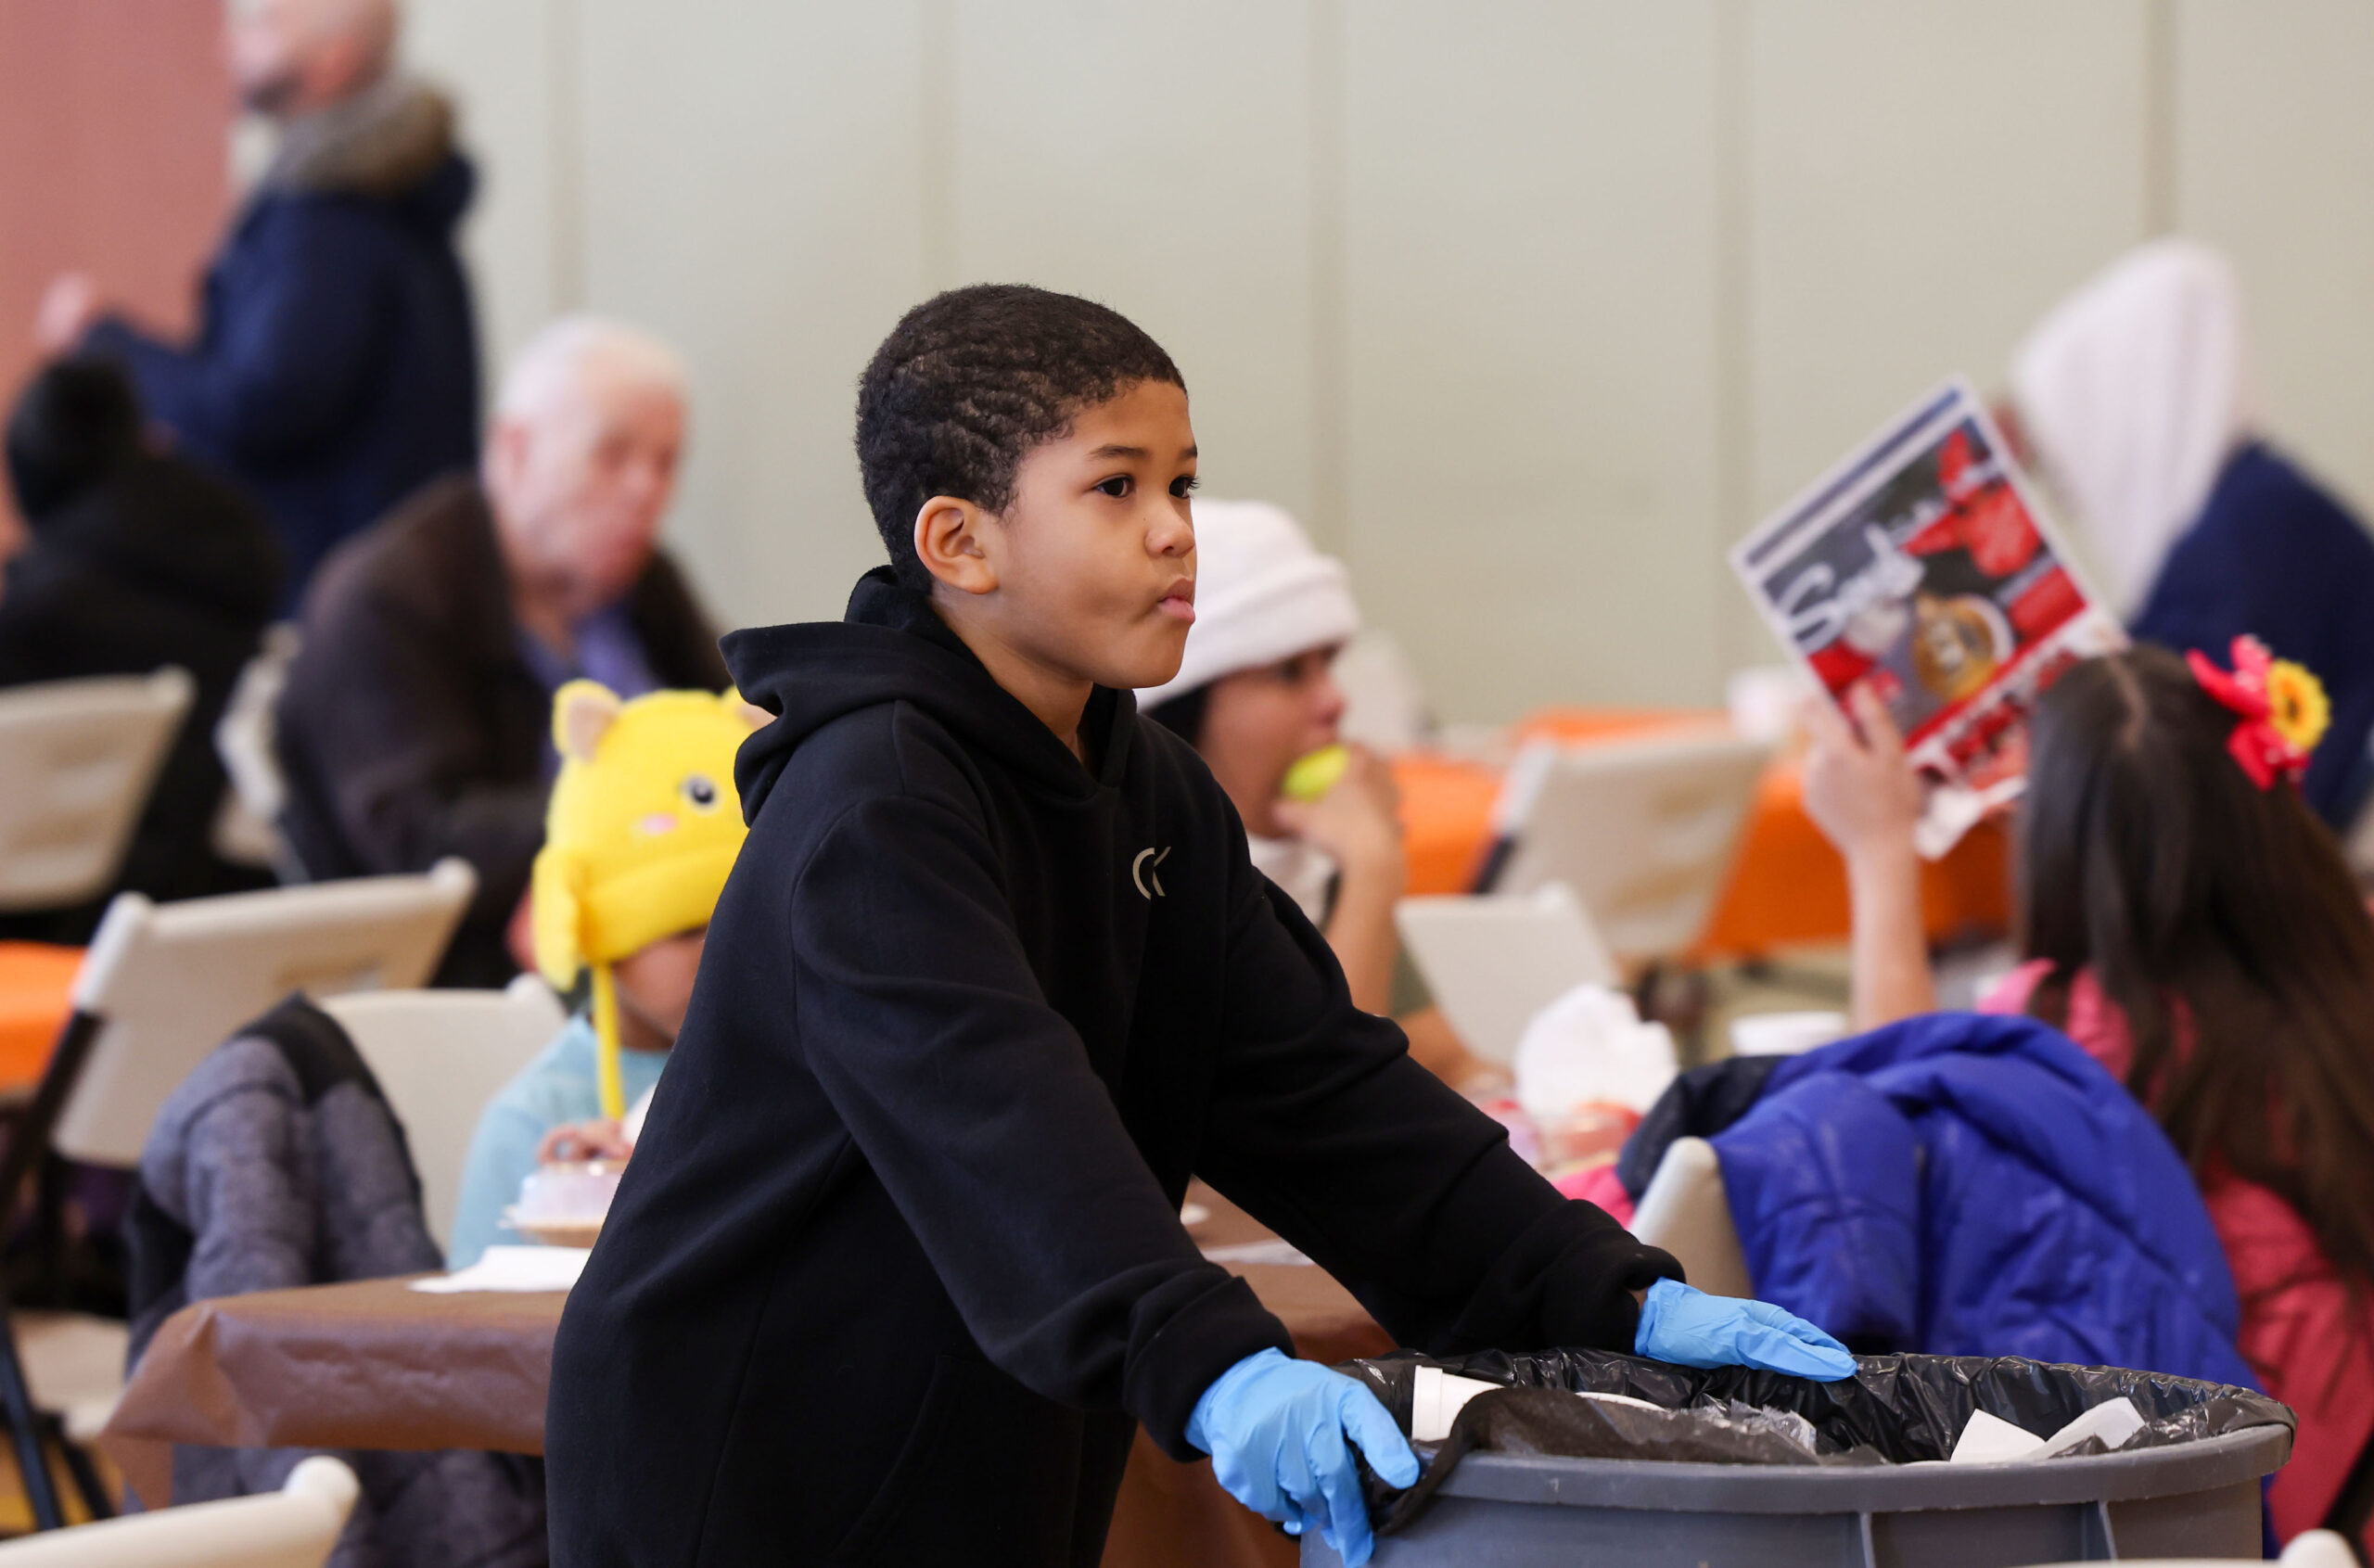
[{"left": 1312, "top": 1351, "right": 2293, "bottom": 1568}]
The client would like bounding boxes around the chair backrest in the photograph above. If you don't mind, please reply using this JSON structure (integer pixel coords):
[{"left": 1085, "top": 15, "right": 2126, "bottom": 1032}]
[
  {"left": 51, "top": 860, "right": 477, "bottom": 1166},
  {"left": 322, "top": 975, "right": 568, "bottom": 1250},
  {"left": 1494, "top": 729, "right": 1770, "bottom": 962},
  {"left": 1395, "top": 883, "right": 1618, "bottom": 1065},
  {"left": 211, "top": 624, "right": 300, "bottom": 879},
  {"left": 0, "top": 669, "right": 195, "bottom": 912},
  {"left": 1631, "top": 1137, "right": 1754, "bottom": 1298},
  {"left": 0, "top": 1455, "right": 355, "bottom": 1566},
  {"left": 1333, "top": 628, "right": 1430, "bottom": 754}
]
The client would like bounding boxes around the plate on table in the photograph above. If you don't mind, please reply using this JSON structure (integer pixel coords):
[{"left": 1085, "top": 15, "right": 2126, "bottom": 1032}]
[{"left": 504, "top": 1208, "right": 604, "bottom": 1249}]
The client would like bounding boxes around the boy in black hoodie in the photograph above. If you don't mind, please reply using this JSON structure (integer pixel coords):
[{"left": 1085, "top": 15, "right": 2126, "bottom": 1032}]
[{"left": 546, "top": 287, "right": 1850, "bottom": 1568}]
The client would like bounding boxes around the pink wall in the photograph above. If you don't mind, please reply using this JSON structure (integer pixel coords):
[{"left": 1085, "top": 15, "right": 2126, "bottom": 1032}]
[{"left": 0, "top": 0, "right": 230, "bottom": 539}]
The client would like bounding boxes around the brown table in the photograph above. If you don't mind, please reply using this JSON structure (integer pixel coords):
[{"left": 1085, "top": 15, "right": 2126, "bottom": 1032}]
[{"left": 102, "top": 1189, "right": 1394, "bottom": 1566}]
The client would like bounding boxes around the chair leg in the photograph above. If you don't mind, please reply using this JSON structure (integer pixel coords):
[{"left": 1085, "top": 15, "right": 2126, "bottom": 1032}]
[
  {"left": 24, "top": 1156, "right": 66, "bottom": 1310},
  {"left": 0, "top": 1308, "right": 64, "bottom": 1531},
  {"left": 46, "top": 1417, "right": 109, "bottom": 1522}
]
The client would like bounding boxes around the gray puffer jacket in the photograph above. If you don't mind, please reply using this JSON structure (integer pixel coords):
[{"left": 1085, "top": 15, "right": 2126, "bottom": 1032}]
[{"left": 129, "top": 996, "right": 546, "bottom": 1568}]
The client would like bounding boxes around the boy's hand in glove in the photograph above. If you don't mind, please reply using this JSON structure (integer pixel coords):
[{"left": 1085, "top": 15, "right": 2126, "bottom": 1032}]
[
  {"left": 1634, "top": 1278, "right": 1857, "bottom": 1380},
  {"left": 1188, "top": 1348, "right": 1421, "bottom": 1566}
]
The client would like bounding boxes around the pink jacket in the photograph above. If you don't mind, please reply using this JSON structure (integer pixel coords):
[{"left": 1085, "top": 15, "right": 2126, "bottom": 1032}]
[{"left": 1985, "top": 962, "right": 2374, "bottom": 1549}]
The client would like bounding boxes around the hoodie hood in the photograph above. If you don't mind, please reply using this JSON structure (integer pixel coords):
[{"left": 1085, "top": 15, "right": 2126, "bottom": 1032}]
[
  {"left": 724, "top": 567, "right": 1139, "bottom": 822},
  {"left": 261, "top": 74, "right": 473, "bottom": 235}
]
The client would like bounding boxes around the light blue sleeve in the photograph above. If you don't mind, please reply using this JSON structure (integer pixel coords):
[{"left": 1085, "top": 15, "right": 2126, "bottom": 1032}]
[
  {"left": 448, "top": 1095, "right": 555, "bottom": 1270},
  {"left": 446, "top": 1019, "right": 639, "bottom": 1269}
]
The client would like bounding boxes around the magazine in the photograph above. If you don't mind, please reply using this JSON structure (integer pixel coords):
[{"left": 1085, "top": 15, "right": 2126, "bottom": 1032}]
[{"left": 1729, "top": 376, "right": 2125, "bottom": 858}]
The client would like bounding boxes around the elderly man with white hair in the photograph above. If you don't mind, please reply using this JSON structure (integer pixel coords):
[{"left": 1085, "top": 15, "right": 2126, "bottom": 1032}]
[
  {"left": 275, "top": 317, "right": 727, "bottom": 986},
  {"left": 35, "top": 0, "right": 479, "bottom": 605}
]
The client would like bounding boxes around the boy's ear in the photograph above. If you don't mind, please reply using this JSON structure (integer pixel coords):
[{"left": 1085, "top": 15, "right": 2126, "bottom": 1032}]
[
  {"left": 723, "top": 691, "right": 770, "bottom": 731},
  {"left": 913, "top": 495, "right": 1000, "bottom": 597},
  {"left": 555, "top": 680, "right": 624, "bottom": 763}
]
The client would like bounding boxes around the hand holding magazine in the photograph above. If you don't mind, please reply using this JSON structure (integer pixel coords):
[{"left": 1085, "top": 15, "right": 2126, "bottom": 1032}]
[{"left": 1730, "top": 378, "right": 2125, "bottom": 857}]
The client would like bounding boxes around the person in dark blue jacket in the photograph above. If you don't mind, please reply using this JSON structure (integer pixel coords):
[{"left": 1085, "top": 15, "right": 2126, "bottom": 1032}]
[
  {"left": 2128, "top": 449, "right": 2374, "bottom": 825},
  {"left": 33, "top": 0, "right": 479, "bottom": 606},
  {"left": 2010, "top": 238, "right": 2374, "bottom": 828}
]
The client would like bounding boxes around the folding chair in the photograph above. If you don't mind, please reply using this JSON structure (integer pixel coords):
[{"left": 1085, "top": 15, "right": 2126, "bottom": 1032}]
[
  {"left": 0, "top": 862, "right": 474, "bottom": 1531},
  {"left": 1484, "top": 729, "right": 1771, "bottom": 963},
  {"left": 1630, "top": 1137, "right": 1754, "bottom": 1300},
  {"left": 1394, "top": 883, "right": 1618, "bottom": 1065},
  {"left": 209, "top": 626, "right": 300, "bottom": 881},
  {"left": 321, "top": 975, "right": 567, "bottom": 1253},
  {"left": 0, "top": 1454, "right": 355, "bottom": 1566},
  {"left": 0, "top": 670, "right": 194, "bottom": 916},
  {"left": 1332, "top": 628, "right": 1431, "bottom": 754}
]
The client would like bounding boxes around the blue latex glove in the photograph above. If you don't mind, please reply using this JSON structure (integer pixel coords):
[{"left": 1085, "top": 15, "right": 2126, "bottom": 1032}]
[
  {"left": 1633, "top": 1278, "right": 1857, "bottom": 1380},
  {"left": 1188, "top": 1348, "right": 1421, "bottom": 1567}
]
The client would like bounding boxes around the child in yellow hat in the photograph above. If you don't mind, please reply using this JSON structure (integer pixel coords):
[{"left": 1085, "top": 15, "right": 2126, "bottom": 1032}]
[{"left": 447, "top": 679, "right": 757, "bottom": 1267}]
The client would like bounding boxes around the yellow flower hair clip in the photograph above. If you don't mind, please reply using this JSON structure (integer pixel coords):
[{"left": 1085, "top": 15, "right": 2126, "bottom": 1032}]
[{"left": 2187, "top": 635, "right": 2329, "bottom": 790}]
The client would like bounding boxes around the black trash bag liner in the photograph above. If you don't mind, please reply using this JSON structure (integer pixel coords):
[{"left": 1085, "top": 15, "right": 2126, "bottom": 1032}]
[
  {"left": 1340, "top": 1348, "right": 2294, "bottom": 1537},
  {"left": 1376, "top": 1384, "right": 1892, "bottom": 1529}
]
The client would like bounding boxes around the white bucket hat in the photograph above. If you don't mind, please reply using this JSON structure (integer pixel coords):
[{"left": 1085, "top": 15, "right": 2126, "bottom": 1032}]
[
  {"left": 2009, "top": 238, "right": 2254, "bottom": 618},
  {"left": 1139, "top": 499, "right": 1360, "bottom": 707}
]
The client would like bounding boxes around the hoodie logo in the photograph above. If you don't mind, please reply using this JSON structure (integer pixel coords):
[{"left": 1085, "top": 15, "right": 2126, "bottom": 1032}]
[{"left": 1132, "top": 847, "right": 1171, "bottom": 899}]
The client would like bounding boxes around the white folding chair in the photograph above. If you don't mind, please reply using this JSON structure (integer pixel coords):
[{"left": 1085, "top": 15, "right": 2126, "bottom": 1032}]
[
  {"left": 1488, "top": 730, "right": 1771, "bottom": 963},
  {"left": 1630, "top": 1137, "right": 1754, "bottom": 1299},
  {"left": 1395, "top": 883, "right": 1618, "bottom": 1066},
  {"left": 0, "top": 1455, "right": 356, "bottom": 1566},
  {"left": 322, "top": 975, "right": 568, "bottom": 1251},
  {"left": 0, "top": 861, "right": 474, "bottom": 1531},
  {"left": 0, "top": 670, "right": 194, "bottom": 914},
  {"left": 210, "top": 625, "right": 300, "bottom": 880}
]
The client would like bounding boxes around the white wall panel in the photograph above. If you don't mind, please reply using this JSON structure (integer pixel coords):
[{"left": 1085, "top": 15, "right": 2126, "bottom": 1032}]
[
  {"left": 400, "top": 2, "right": 2374, "bottom": 713},
  {"left": 574, "top": 0, "right": 935, "bottom": 632},
  {"left": 2175, "top": 0, "right": 2374, "bottom": 518},
  {"left": 1742, "top": 1, "right": 2153, "bottom": 652},
  {"left": 946, "top": 0, "right": 1325, "bottom": 536},
  {"left": 404, "top": 0, "right": 565, "bottom": 393},
  {"left": 1344, "top": 0, "right": 1726, "bottom": 720}
]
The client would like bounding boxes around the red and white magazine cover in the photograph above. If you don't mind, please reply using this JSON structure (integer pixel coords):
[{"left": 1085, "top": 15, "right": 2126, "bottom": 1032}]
[{"left": 1730, "top": 377, "right": 2125, "bottom": 856}]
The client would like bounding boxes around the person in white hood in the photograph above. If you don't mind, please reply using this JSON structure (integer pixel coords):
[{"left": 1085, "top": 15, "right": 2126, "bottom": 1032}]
[
  {"left": 2009, "top": 239, "right": 2374, "bottom": 825},
  {"left": 1141, "top": 500, "right": 1483, "bottom": 1084}
]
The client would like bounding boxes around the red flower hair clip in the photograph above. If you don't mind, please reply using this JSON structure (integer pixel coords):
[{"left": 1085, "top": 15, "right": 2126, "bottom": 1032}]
[{"left": 2186, "top": 635, "right": 2330, "bottom": 790}]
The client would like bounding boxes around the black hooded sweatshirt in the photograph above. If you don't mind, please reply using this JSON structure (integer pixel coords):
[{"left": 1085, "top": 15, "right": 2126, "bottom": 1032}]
[{"left": 545, "top": 571, "right": 1678, "bottom": 1568}]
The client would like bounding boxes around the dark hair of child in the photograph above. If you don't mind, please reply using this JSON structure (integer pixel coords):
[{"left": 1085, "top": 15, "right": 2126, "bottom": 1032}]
[
  {"left": 2018, "top": 644, "right": 2374, "bottom": 1298},
  {"left": 6, "top": 356, "right": 144, "bottom": 522},
  {"left": 853, "top": 284, "right": 1185, "bottom": 592},
  {"left": 1142, "top": 685, "right": 1209, "bottom": 748}
]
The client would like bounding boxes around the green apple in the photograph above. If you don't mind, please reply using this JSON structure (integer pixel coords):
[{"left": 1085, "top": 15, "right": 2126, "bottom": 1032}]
[{"left": 1281, "top": 744, "right": 1350, "bottom": 803}]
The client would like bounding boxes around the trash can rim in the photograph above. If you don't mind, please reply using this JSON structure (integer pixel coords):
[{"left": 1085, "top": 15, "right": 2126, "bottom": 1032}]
[{"left": 1424, "top": 1423, "right": 2291, "bottom": 1515}]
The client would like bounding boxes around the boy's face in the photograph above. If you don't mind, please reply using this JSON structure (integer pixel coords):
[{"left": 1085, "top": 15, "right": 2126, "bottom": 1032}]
[
  {"left": 613, "top": 927, "right": 706, "bottom": 1047},
  {"left": 930, "top": 379, "right": 1199, "bottom": 694}
]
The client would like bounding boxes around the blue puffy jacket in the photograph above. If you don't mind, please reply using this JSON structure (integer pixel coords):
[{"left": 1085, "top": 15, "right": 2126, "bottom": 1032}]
[
  {"left": 1710, "top": 1013, "right": 2256, "bottom": 1389},
  {"left": 85, "top": 83, "right": 480, "bottom": 607}
]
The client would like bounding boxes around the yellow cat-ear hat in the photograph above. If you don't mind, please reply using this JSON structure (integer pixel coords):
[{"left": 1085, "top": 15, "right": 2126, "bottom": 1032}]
[{"left": 530, "top": 680, "right": 761, "bottom": 1115}]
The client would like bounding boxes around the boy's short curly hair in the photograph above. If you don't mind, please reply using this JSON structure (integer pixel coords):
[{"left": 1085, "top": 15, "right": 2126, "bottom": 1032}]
[{"left": 856, "top": 285, "right": 1184, "bottom": 591}]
